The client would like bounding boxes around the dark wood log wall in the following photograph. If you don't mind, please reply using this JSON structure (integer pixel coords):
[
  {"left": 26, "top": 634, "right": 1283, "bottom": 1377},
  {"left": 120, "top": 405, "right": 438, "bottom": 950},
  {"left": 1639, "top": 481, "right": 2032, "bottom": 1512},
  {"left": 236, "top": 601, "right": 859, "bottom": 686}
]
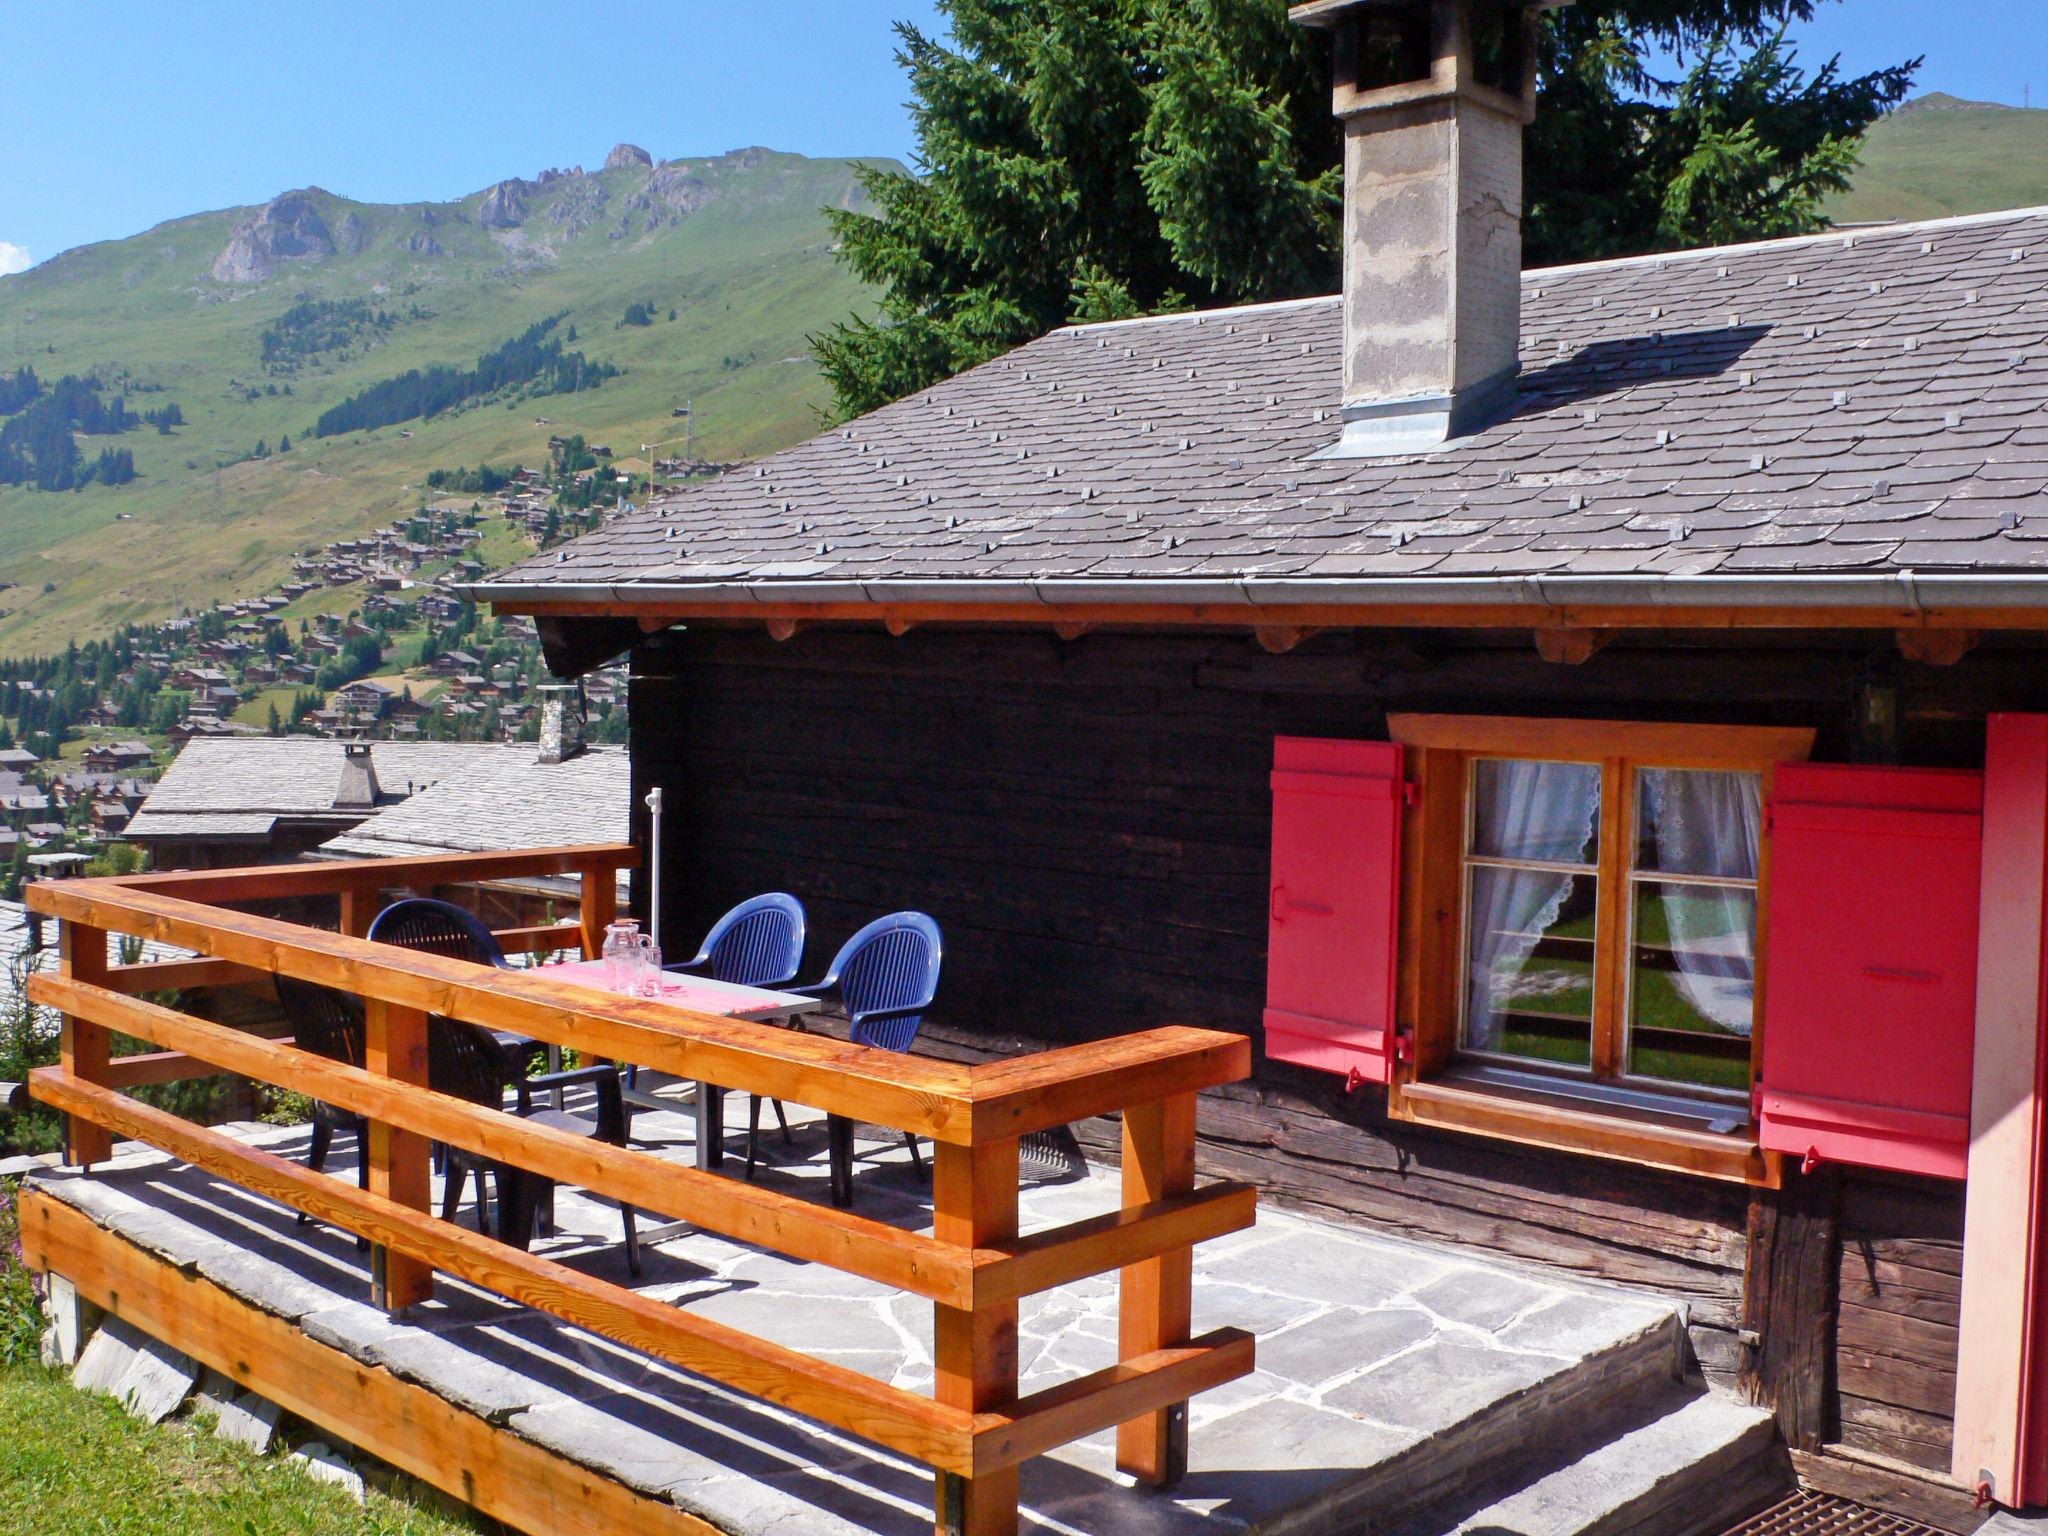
[
  {"left": 629, "top": 623, "right": 2021, "bottom": 1404},
  {"left": 1834, "top": 1172, "right": 1967, "bottom": 1474}
]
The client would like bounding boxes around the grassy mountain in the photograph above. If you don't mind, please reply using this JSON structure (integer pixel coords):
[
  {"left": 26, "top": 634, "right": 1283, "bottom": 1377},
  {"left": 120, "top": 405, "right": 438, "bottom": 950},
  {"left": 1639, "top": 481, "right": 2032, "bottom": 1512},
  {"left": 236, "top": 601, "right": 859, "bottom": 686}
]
[
  {"left": 0, "top": 147, "right": 887, "bottom": 656},
  {"left": 1826, "top": 93, "right": 2048, "bottom": 225}
]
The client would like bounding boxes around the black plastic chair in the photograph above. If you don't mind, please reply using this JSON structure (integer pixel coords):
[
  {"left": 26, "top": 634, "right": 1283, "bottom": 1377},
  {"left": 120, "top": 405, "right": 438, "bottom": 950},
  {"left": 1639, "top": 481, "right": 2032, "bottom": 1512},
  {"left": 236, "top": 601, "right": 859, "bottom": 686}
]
[
  {"left": 666, "top": 894, "right": 807, "bottom": 1169},
  {"left": 430, "top": 1013, "right": 641, "bottom": 1279},
  {"left": 274, "top": 974, "right": 370, "bottom": 1246},
  {"left": 366, "top": 898, "right": 538, "bottom": 1066},
  {"left": 783, "top": 912, "right": 943, "bottom": 1207}
]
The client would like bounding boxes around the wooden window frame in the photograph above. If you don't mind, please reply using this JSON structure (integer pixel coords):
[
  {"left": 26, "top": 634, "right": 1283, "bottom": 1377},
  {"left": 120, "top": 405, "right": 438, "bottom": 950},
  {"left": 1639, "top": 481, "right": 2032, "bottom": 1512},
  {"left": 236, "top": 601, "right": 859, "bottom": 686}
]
[{"left": 1386, "top": 713, "right": 1816, "bottom": 1187}]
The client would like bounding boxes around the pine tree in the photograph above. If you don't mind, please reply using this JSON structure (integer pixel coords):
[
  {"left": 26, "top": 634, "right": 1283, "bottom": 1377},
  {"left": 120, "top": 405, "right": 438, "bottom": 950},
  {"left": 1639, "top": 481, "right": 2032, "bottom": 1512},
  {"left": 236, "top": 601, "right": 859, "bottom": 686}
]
[{"left": 815, "top": 0, "right": 1914, "bottom": 419}]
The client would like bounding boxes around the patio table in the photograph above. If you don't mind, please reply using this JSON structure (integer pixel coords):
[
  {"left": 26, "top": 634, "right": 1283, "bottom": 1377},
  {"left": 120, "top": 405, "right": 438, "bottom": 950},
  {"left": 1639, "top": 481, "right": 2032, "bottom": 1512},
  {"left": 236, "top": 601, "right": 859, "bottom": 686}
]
[{"left": 531, "top": 958, "right": 820, "bottom": 1171}]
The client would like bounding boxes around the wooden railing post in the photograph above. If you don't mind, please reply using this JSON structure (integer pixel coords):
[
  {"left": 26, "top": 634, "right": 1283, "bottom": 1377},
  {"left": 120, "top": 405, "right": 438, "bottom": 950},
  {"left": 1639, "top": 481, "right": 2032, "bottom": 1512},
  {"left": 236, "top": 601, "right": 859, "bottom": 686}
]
[
  {"left": 337, "top": 880, "right": 380, "bottom": 940},
  {"left": 364, "top": 998, "right": 434, "bottom": 1311},
  {"left": 580, "top": 860, "right": 616, "bottom": 961},
  {"left": 58, "top": 921, "right": 112, "bottom": 1167},
  {"left": 1116, "top": 1092, "right": 1196, "bottom": 1486},
  {"left": 933, "top": 1138, "right": 1019, "bottom": 1536}
]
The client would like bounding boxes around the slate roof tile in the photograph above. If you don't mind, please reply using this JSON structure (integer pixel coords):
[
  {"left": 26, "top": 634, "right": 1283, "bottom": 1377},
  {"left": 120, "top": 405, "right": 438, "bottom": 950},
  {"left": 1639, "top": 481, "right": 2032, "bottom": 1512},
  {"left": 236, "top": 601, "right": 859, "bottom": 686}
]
[{"left": 476, "top": 208, "right": 2048, "bottom": 602}]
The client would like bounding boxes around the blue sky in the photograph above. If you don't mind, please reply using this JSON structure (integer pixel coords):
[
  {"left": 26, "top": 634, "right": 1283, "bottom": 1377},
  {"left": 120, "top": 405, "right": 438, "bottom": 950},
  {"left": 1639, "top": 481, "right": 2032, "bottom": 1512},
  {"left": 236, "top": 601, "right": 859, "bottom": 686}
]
[{"left": 0, "top": 0, "right": 2038, "bottom": 276}]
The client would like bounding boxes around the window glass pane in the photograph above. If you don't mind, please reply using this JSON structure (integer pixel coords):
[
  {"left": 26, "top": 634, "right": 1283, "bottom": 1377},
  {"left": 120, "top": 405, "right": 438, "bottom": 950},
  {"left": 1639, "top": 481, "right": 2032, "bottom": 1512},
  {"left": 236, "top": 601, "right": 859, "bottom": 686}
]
[
  {"left": 1627, "top": 880, "right": 1756, "bottom": 1092},
  {"left": 1464, "top": 865, "right": 1596, "bottom": 1069},
  {"left": 1470, "top": 759, "right": 1601, "bottom": 865},
  {"left": 1635, "top": 768, "right": 1762, "bottom": 880}
]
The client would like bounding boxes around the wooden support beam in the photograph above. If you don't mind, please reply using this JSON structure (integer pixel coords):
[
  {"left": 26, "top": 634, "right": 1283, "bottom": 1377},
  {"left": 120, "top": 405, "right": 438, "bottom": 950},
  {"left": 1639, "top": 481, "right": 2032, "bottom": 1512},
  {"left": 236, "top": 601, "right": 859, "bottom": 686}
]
[
  {"left": 1738, "top": 1163, "right": 1840, "bottom": 1451},
  {"left": 1252, "top": 625, "right": 1316, "bottom": 655},
  {"left": 19, "top": 1191, "right": 724, "bottom": 1536},
  {"left": 1116, "top": 1093, "right": 1197, "bottom": 1486},
  {"left": 765, "top": 617, "right": 806, "bottom": 643},
  {"left": 1534, "top": 627, "right": 1607, "bottom": 665},
  {"left": 1897, "top": 628, "right": 1979, "bottom": 666},
  {"left": 58, "top": 921, "right": 111, "bottom": 1167},
  {"left": 364, "top": 998, "right": 433, "bottom": 1311},
  {"left": 1052, "top": 621, "right": 1094, "bottom": 642},
  {"left": 885, "top": 614, "right": 918, "bottom": 637},
  {"left": 934, "top": 1139, "right": 1020, "bottom": 1536}
]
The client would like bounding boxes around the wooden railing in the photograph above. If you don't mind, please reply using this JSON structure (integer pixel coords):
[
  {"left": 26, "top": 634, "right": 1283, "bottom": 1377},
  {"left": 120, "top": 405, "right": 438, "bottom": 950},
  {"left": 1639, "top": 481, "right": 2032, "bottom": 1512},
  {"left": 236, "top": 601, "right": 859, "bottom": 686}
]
[{"left": 23, "top": 847, "right": 1255, "bottom": 1536}]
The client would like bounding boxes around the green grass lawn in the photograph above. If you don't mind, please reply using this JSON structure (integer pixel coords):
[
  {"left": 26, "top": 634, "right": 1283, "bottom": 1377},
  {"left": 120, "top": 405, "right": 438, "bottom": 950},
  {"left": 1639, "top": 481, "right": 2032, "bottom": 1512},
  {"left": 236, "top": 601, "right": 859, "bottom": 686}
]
[{"left": 0, "top": 1365, "right": 488, "bottom": 1535}]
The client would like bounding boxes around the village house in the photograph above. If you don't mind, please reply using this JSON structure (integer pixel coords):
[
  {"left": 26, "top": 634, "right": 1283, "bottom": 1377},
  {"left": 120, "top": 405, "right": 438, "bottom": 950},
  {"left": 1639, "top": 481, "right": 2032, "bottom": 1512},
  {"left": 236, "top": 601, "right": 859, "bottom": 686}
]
[
  {"left": 81, "top": 740, "right": 155, "bottom": 774},
  {"left": 125, "top": 738, "right": 518, "bottom": 867},
  {"left": 457, "top": 2, "right": 2048, "bottom": 1524}
]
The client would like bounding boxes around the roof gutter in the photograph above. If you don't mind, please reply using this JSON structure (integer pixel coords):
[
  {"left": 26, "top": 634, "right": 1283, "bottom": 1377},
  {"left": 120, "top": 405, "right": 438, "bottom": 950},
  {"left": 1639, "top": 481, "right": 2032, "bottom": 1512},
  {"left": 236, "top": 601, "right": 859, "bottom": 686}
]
[{"left": 460, "top": 570, "right": 2048, "bottom": 614}]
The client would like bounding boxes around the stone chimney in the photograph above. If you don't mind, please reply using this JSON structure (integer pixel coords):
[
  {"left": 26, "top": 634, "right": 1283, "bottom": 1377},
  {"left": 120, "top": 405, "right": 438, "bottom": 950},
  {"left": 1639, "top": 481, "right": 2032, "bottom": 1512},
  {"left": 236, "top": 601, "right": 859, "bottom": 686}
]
[
  {"left": 537, "top": 683, "right": 586, "bottom": 765},
  {"left": 1293, "top": 0, "right": 1569, "bottom": 456},
  {"left": 333, "top": 740, "right": 381, "bottom": 811}
]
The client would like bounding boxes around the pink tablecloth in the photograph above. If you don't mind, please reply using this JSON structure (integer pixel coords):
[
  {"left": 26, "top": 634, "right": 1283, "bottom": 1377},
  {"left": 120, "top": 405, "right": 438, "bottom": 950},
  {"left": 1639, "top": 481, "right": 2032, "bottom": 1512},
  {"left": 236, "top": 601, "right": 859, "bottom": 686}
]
[{"left": 534, "top": 958, "right": 813, "bottom": 1021}]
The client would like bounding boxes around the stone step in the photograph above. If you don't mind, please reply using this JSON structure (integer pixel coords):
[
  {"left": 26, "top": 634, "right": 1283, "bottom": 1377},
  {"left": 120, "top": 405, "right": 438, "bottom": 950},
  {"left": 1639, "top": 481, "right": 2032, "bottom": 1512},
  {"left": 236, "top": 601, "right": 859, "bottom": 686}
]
[
  {"left": 1381, "top": 1386, "right": 1787, "bottom": 1536},
  {"left": 1266, "top": 1302, "right": 1690, "bottom": 1536}
]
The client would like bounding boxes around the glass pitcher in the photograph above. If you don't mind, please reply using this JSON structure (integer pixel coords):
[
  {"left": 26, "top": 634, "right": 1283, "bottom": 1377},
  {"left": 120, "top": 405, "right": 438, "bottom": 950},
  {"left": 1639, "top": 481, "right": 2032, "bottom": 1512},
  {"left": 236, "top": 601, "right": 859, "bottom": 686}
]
[{"left": 601, "top": 919, "right": 642, "bottom": 993}]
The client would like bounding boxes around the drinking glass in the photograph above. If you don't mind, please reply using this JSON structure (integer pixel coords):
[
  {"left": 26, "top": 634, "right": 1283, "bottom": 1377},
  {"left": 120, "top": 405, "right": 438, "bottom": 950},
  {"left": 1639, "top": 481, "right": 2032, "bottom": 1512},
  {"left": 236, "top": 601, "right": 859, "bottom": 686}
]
[{"left": 635, "top": 933, "right": 664, "bottom": 997}]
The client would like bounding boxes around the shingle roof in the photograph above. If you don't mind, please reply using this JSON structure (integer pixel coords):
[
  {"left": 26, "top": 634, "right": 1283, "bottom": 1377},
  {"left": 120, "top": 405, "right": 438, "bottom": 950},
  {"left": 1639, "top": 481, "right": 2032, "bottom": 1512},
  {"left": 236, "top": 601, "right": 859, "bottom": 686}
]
[
  {"left": 319, "top": 746, "right": 628, "bottom": 863},
  {"left": 474, "top": 207, "right": 2048, "bottom": 613}
]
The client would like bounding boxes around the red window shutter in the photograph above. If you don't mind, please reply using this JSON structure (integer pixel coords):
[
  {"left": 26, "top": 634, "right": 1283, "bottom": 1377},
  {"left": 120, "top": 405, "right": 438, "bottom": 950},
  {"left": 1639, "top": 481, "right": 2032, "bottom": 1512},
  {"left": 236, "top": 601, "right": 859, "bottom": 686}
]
[
  {"left": 1758, "top": 763, "right": 1983, "bottom": 1179},
  {"left": 1264, "top": 736, "right": 1405, "bottom": 1084}
]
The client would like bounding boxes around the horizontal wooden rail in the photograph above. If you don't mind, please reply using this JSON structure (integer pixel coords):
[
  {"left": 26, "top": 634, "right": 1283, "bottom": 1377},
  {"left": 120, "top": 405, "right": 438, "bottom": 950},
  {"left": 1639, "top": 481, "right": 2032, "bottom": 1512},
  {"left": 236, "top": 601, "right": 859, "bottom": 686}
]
[
  {"left": 30, "top": 878, "right": 1249, "bottom": 1143},
  {"left": 32, "top": 974, "right": 976, "bottom": 1306},
  {"left": 111, "top": 845, "right": 637, "bottom": 905},
  {"left": 493, "top": 922, "right": 585, "bottom": 956},
  {"left": 33, "top": 1067, "right": 977, "bottom": 1472},
  {"left": 102, "top": 1049, "right": 233, "bottom": 1090},
  {"left": 33, "top": 974, "right": 1256, "bottom": 1310},
  {"left": 972, "top": 1330, "right": 1255, "bottom": 1475},
  {"left": 105, "top": 956, "right": 264, "bottom": 995}
]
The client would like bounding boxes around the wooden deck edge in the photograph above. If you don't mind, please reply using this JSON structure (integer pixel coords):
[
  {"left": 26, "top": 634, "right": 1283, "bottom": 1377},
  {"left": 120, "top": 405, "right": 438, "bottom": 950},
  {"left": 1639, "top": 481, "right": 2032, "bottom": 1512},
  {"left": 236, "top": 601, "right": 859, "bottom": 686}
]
[{"left": 17, "top": 1189, "right": 723, "bottom": 1536}]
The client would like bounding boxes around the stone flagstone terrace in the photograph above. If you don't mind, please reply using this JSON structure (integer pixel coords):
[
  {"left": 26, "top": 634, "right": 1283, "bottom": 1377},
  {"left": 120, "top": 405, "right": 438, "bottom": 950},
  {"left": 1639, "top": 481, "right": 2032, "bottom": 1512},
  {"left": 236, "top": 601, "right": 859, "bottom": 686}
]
[{"left": 29, "top": 1088, "right": 1710, "bottom": 1536}]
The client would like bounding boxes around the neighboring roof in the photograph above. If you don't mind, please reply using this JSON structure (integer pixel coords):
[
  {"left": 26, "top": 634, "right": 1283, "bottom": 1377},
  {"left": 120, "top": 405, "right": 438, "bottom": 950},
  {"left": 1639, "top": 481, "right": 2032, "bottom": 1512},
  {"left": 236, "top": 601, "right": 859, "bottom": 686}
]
[
  {"left": 126, "top": 739, "right": 512, "bottom": 843},
  {"left": 473, "top": 207, "right": 2048, "bottom": 617},
  {"left": 320, "top": 745, "right": 629, "bottom": 864}
]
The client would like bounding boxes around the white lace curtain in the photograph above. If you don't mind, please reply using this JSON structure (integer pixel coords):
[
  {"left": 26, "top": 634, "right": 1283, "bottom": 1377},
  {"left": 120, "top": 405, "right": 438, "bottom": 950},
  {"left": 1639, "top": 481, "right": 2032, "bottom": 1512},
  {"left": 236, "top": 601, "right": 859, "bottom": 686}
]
[
  {"left": 1637, "top": 768, "right": 1761, "bottom": 1038},
  {"left": 1464, "top": 760, "right": 1601, "bottom": 1054}
]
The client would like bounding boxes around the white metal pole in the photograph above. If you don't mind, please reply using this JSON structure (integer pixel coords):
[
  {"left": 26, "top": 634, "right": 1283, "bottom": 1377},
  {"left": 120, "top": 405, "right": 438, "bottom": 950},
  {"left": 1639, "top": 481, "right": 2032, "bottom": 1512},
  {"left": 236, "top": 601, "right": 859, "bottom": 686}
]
[{"left": 644, "top": 786, "right": 664, "bottom": 952}]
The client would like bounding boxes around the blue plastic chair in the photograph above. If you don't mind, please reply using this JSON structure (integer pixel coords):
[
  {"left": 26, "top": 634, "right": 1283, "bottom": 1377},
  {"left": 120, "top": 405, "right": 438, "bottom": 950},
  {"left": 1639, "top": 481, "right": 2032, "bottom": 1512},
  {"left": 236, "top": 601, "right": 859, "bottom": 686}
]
[
  {"left": 782, "top": 912, "right": 943, "bottom": 1206},
  {"left": 662, "top": 893, "right": 807, "bottom": 1156},
  {"left": 670, "top": 893, "right": 807, "bottom": 988}
]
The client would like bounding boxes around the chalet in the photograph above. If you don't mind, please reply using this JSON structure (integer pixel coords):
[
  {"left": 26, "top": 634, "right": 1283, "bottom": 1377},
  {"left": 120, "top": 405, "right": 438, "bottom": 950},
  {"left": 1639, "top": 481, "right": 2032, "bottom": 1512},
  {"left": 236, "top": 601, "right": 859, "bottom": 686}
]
[
  {"left": 464, "top": 2, "right": 2048, "bottom": 1522},
  {"left": 0, "top": 748, "right": 40, "bottom": 772},
  {"left": 333, "top": 679, "right": 396, "bottom": 720},
  {"left": 169, "top": 665, "right": 230, "bottom": 693},
  {"left": 243, "top": 661, "right": 280, "bottom": 686},
  {"left": 434, "top": 649, "right": 482, "bottom": 674},
  {"left": 81, "top": 741, "right": 154, "bottom": 774}
]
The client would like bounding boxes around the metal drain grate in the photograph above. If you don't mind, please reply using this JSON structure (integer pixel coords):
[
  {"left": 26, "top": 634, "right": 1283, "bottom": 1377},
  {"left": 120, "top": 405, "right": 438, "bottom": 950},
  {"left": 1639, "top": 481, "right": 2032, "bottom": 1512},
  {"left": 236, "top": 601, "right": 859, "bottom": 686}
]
[{"left": 1722, "top": 1492, "right": 1947, "bottom": 1536}]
